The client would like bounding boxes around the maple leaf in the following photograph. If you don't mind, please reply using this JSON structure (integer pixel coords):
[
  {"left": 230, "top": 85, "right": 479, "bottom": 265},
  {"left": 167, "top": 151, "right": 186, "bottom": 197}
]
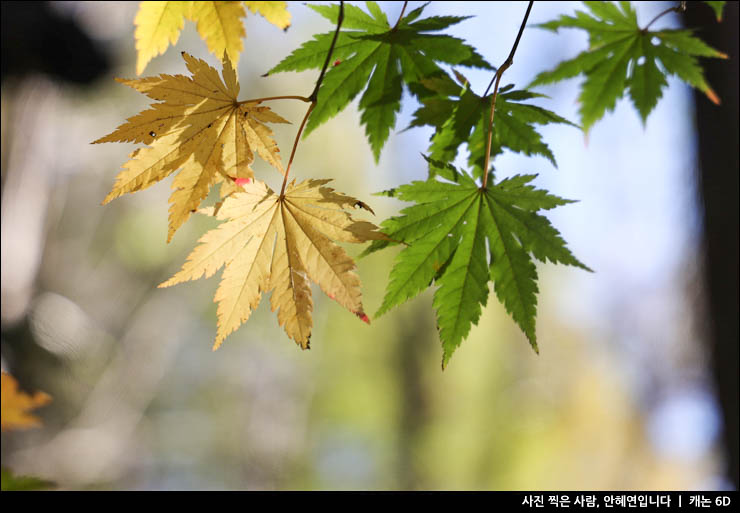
[
  {"left": 408, "top": 75, "right": 578, "bottom": 179},
  {"left": 244, "top": 1, "right": 292, "bottom": 30},
  {"left": 160, "top": 178, "right": 386, "bottom": 349},
  {"left": 134, "top": 1, "right": 291, "bottom": 75},
  {"left": 1, "top": 372, "right": 52, "bottom": 431},
  {"left": 368, "top": 158, "right": 589, "bottom": 367},
  {"left": 268, "top": 1, "right": 492, "bottom": 161},
  {"left": 93, "top": 52, "right": 289, "bottom": 241},
  {"left": 528, "top": 1, "right": 728, "bottom": 132}
]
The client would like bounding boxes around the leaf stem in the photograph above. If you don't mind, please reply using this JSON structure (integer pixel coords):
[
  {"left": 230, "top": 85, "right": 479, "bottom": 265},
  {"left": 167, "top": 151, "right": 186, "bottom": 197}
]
[
  {"left": 392, "top": 1, "right": 408, "bottom": 31},
  {"left": 481, "top": 1, "right": 533, "bottom": 190},
  {"left": 642, "top": 1, "right": 686, "bottom": 32},
  {"left": 309, "top": 1, "right": 345, "bottom": 103},
  {"left": 280, "top": 1, "right": 344, "bottom": 196},
  {"left": 280, "top": 103, "right": 315, "bottom": 197},
  {"left": 237, "top": 95, "right": 310, "bottom": 105}
]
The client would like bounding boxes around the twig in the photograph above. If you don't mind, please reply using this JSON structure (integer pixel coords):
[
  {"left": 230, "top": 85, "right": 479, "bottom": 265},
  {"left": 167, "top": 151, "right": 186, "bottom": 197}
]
[
  {"left": 280, "top": 103, "right": 315, "bottom": 197},
  {"left": 237, "top": 95, "right": 310, "bottom": 105},
  {"left": 392, "top": 1, "right": 408, "bottom": 31},
  {"left": 642, "top": 1, "right": 686, "bottom": 32},
  {"left": 309, "top": 1, "right": 345, "bottom": 102},
  {"left": 481, "top": 1, "right": 533, "bottom": 190},
  {"left": 281, "top": 1, "right": 344, "bottom": 196}
]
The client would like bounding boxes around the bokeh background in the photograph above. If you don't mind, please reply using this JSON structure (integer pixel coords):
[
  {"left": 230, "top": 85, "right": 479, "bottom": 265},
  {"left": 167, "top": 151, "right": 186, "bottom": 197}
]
[{"left": 1, "top": 1, "right": 737, "bottom": 490}]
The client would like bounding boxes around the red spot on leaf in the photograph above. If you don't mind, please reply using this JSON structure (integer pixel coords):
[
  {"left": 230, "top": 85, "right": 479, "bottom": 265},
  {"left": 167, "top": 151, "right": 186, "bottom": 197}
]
[
  {"left": 355, "top": 311, "right": 370, "bottom": 324},
  {"left": 333, "top": 59, "right": 341, "bottom": 67},
  {"left": 235, "top": 178, "right": 251, "bottom": 187},
  {"left": 327, "top": 293, "right": 335, "bottom": 300}
]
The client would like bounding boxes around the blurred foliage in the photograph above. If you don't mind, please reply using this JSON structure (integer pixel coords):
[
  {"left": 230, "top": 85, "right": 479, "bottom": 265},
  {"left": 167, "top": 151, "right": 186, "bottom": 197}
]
[
  {"left": 1, "top": 467, "right": 55, "bottom": 491},
  {"left": 1, "top": 372, "right": 51, "bottom": 431}
]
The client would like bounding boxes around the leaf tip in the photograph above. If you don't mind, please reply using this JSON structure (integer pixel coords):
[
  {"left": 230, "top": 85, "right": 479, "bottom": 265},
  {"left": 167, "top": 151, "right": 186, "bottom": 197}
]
[
  {"left": 355, "top": 311, "right": 371, "bottom": 324},
  {"left": 530, "top": 339, "right": 540, "bottom": 355},
  {"left": 705, "top": 88, "right": 721, "bottom": 105}
]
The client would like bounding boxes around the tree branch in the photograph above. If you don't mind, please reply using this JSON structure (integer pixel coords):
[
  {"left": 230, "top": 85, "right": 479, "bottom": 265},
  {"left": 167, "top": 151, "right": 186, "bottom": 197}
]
[
  {"left": 237, "top": 95, "right": 310, "bottom": 105},
  {"left": 481, "top": 1, "right": 533, "bottom": 189},
  {"left": 281, "top": 1, "right": 344, "bottom": 196},
  {"left": 309, "top": 1, "right": 345, "bottom": 102},
  {"left": 392, "top": 1, "right": 408, "bottom": 31},
  {"left": 643, "top": 1, "right": 686, "bottom": 32}
]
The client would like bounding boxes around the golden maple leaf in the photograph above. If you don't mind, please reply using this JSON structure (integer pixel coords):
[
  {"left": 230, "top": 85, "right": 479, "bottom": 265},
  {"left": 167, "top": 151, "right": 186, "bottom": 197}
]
[
  {"left": 244, "top": 1, "right": 291, "bottom": 31},
  {"left": 134, "top": 1, "right": 291, "bottom": 76},
  {"left": 160, "top": 178, "right": 386, "bottom": 349},
  {"left": 93, "top": 52, "right": 289, "bottom": 241},
  {"left": 1, "top": 373, "right": 52, "bottom": 431}
]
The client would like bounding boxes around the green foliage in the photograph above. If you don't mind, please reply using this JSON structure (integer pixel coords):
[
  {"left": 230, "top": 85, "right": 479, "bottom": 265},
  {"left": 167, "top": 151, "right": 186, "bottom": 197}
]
[
  {"left": 268, "top": 1, "right": 492, "bottom": 161},
  {"left": 409, "top": 78, "right": 578, "bottom": 179},
  {"left": 369, "top": 158, "right": 589, "bottom": 367},
  {"left": 528, "top": 1, "right": 727, "bottom": 131},
  {"left": 94, "top": 1, "right": 728, "bottom": 366}
]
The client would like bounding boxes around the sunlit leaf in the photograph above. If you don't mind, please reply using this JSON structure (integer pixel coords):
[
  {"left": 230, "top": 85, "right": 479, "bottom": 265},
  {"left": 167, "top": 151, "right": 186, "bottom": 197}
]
[
  {"left": 160, "top": 178, "right": 385, "bottom": 349},
  {"left": 93, "top": 52, "right": 289, "bottom": 241}
]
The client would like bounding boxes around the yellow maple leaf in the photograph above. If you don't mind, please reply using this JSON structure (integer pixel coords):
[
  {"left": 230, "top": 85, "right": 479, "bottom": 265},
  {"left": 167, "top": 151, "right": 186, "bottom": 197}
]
[
  {"left": 134, "top": 1, "right": 191, "bottom": 76},
  {"left": 244, "top": 1, "right": 291, "bottom": 30},
  {"left": 134, "top": 1, "right": 291, "bottom": 76},
  {"left": 1, "top": 373, "right": 52, "bottom": 431},
  {"left": 93, "top": 52, "right": 289, "bottom": 241},
  {"left": 160, "top": 178, "right": 386, "bottom": 349}
]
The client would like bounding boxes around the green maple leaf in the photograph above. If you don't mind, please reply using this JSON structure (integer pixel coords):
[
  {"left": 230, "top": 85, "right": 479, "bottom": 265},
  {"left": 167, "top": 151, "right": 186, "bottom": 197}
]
[
  {"left": 408, "top": 75, "right": 577, "bottom": 179},
  {"left": 369, "top": 158, "right": 590, "bottom": 367},
  {"left": 528, "top": 1, "right": 727, "bottom": 132},
  {"left": 268, "top": 1, "right": 492, "bottom": 161}
]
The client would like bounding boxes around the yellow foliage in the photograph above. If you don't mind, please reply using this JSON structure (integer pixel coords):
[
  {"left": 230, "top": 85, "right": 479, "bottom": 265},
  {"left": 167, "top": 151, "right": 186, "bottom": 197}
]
[
  {"left": 244, "top": 1, "right": 291, "bottom": 30},
  {"left": 160, "top": 178, "right": 386, "bottom": 349},
  {"left": 1, "top": 373, "right": 52, "bottom": 431},
  {"left": 134, "top": 2, "right": 191, "bottom": 76},
  {"left": 134, "top": 1, "right": 291, "bottom": 75},
  {"left": 93, "top": 52, "right": 289, "bottom": 241}
]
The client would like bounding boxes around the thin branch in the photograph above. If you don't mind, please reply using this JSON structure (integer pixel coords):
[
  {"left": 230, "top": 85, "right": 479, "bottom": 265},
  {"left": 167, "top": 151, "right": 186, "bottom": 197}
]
[
  {"left": 309, "top": 1, "right": 345, "bottom": 102},
  {"left": 642, "top": 1, "right": 686, "bottom": 32},
  {"left": 280, "top": 103, "right": 315, "bottom": 197},
  {"left": 237, "top": 95, "right": 310, "bottom": 105},
  {"left": 280, "top": 1, "right": 344, "bottom": 196},
  {"left": 392, "top": 1, "right": 408, "bottom": 31},
  {"left": 481, "top": 1, "right": 533, "bottom": 190},
  {"left": 483, "top": 2, "right": 533, "bottom": 98}
]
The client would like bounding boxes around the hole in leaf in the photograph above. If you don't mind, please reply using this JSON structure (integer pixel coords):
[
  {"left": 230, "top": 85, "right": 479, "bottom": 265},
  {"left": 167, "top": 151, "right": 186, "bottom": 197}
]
[
  {"left": 651, "top": 36, "right": 660, "bottom": 46},
  {"left": 149, "top": 131, "right": 156, "bottom": 137},
  {"left": 637, "top": 56, "right": 646, "bottom": 66}
]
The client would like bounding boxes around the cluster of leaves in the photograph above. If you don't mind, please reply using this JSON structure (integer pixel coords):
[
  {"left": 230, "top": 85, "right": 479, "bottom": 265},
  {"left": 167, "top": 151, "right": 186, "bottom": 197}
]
[
  {"left": 267, "top": 1, "right": 493, "bottom": 161},
  {"left": 528, "top": 0, "right": 728, "bottom": 132},
  {"left": 95, "top": 49, "right": 385, "bottom": 348},
  {"left": 408, "top": 77, "right": 578, "bottom": 179},
  {"left": 94, "top": 1, "right": 727, "bottom": 366}
]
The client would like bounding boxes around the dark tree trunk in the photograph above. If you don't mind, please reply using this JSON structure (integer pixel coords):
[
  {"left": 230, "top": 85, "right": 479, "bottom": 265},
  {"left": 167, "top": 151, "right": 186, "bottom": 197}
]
[{"left": 682, "top": 2, "right": 739, "bottom": 490}]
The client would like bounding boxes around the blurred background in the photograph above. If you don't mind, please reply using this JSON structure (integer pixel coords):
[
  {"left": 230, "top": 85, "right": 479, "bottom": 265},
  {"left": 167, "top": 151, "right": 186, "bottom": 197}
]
[{"left": 1, "top": 1, "right": 737, "bottom": 490}]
